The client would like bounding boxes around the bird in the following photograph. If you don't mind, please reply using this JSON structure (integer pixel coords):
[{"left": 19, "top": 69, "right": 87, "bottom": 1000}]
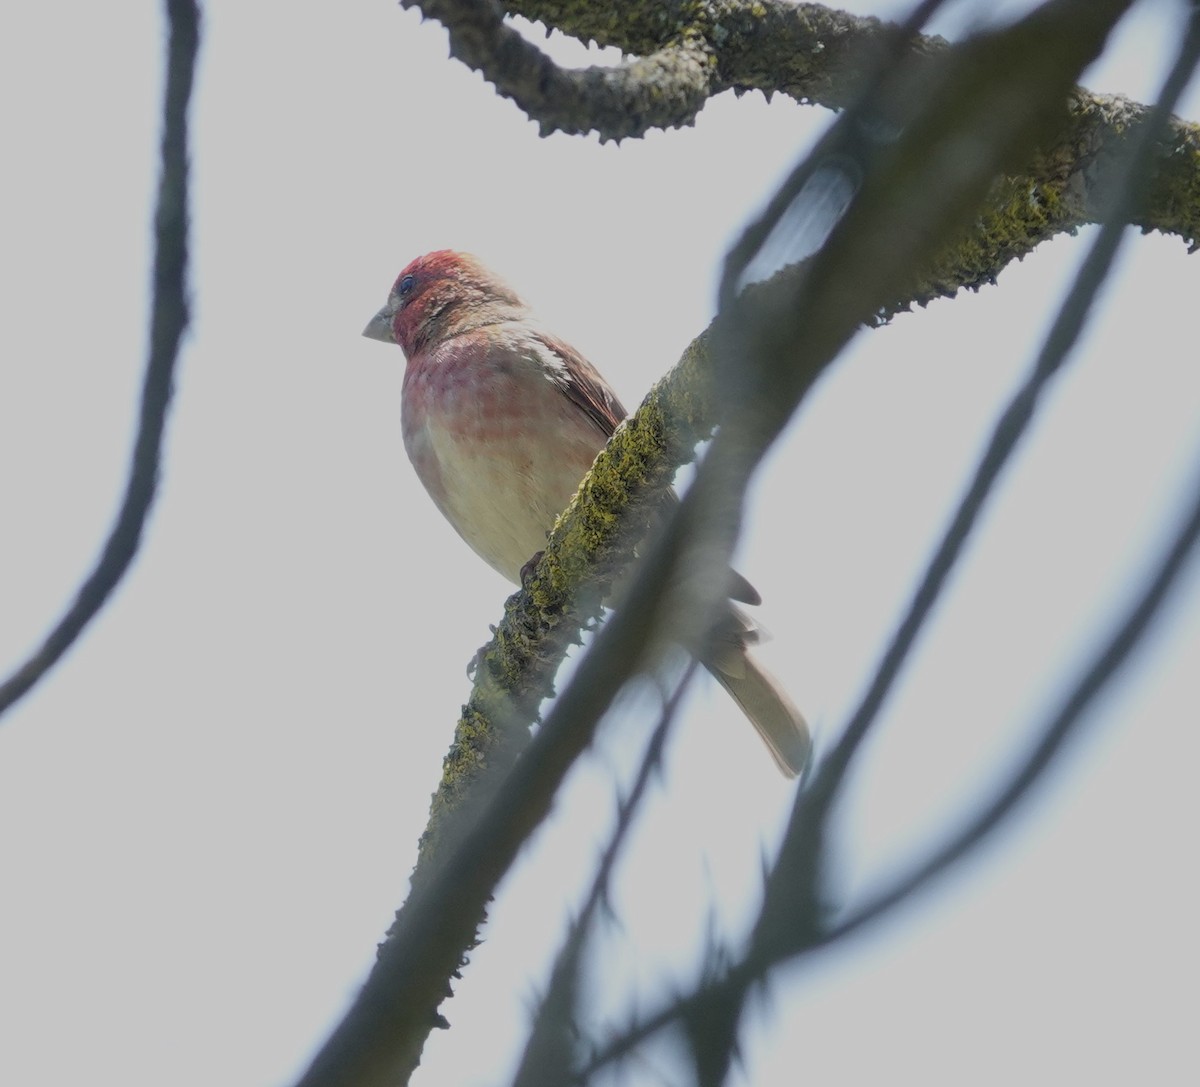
[{"left": 363, "top": 250, "right": 810, "bottom": 777}]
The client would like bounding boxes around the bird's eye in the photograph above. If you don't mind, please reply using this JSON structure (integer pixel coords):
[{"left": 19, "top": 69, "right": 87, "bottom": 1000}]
[{"left": 396, "top": 274, "right": 415, "bottom": 298}]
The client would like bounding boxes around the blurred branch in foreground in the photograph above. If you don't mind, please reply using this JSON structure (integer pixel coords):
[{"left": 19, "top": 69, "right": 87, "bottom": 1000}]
[{"left": 576, "top": 6, "right": 1200, "bottom": 1081}]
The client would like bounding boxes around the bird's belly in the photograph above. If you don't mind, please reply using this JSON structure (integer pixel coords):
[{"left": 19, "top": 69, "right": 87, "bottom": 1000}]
[{"left": 403, "top": 366, "right": 605, "bottom": 583}]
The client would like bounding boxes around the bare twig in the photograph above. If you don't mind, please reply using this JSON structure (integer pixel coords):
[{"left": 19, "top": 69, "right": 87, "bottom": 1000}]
[
  {"left": 509, "top": 660, "right": 699, "bottom": 1087},
  {"left": 816, "top": 0, "right": 1200, "bottom": 945},
  {"left": 0, "top": 0, "right": 199, "bottom": 722}
]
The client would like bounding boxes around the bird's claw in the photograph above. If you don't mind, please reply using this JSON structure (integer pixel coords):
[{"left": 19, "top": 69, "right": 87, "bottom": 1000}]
[
  {"left": 519, "top": 550, "right": 545, "bottom": 589},
  {"left": 467, "top": 642, "right": 489, "bottom": 679}
]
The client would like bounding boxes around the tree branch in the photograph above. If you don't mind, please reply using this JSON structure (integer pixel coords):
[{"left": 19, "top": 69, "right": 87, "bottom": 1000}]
[
  {"left": 401, "top": 0, "right": 713, "bottom": 138},
  {"left": 0, "top": 0, "right": 198, "bottom": 722},
  {"left": 509, "top": 661, "right": 698, "bottom": 1087},
  {"left": 401, "top": 1, "right": 1200, "bottom": 259}
]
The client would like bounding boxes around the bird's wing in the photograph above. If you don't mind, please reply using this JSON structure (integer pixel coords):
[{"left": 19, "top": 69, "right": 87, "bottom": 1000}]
[
  {"left": 529, "top": 328, "right": 762, "bottom": 607},
  {"left": 530, "top": 328, "right": 628, "bottom": 439}
]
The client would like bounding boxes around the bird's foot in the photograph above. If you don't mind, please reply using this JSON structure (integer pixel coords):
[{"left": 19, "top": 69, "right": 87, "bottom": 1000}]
[
  {"left": 519, "top": 550, "right": 545, "bottom": 589},
  {"left": 467, "top": 626, "right": 497, "bottom": 678}
]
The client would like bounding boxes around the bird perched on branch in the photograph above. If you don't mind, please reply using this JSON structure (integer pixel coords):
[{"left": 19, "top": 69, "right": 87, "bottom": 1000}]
[{"left": 363, "top": 250, "right": 809, "bottom": 777}]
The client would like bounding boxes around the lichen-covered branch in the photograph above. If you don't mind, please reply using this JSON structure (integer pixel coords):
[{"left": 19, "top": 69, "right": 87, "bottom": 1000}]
[
  {"left": 412, "top": 333, "right": 718, "bottom": 875},
  {"left": 400, "top": 0, "right": 1200, "bottom": 256},
  {"left": 507, "top": 0, "right": 938, "bottom": 107},
  {"left": 898, "top": 90, "right": 1200, "bottom": 314},
  {"left": 400, "top": 0, "right": 714, "bottom": 137}
]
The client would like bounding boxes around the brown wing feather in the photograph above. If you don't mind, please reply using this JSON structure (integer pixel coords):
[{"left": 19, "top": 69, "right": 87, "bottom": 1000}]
[
  {"left": 533, "top": 330, "right": 763, "bottom": 606},
  {"left": 532, "top": 330, "right": 628, "bottom": 439}
]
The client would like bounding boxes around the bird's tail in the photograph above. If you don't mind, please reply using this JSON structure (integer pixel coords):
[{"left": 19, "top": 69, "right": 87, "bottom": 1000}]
[{"left": 705, "top": 649, "right": 811, "bottom": 778}]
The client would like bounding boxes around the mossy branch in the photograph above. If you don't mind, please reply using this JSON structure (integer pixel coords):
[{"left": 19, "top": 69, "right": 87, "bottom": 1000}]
[
  {"left": 412, "top": 333, "right": 718, "bottom": 878},
  {"left": 402, "top": 0, "right": 1200, "bottom": 254}
]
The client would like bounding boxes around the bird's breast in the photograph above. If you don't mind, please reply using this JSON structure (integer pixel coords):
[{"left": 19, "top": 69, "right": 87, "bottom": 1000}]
[{"left": 401, "top": 332, "right": 608, "bottom": 583}]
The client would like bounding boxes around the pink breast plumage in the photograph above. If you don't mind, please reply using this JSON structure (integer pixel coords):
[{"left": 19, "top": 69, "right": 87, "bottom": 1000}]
[{"left": 401, "top": 328, "right": 607, "bottom": 583}]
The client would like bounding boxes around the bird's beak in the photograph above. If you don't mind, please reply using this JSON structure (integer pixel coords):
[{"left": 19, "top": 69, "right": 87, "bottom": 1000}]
[{"left": 362, "top": 302, "right": 397, "bottom": 344}]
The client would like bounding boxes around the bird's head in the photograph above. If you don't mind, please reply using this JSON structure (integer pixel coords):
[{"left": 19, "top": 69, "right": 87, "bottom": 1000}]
[{"left": 362, "top": 250, "right": 528, "bottom": 358}]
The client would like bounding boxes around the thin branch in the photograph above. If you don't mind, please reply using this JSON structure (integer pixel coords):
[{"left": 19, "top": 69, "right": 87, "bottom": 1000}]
[
  {"left": 401, "top": 0, "right": 713, "bottom": 139},
  {"left": 818, "top": 0, "right": 1200, "bottom": 945},
  {"left": 509, "top": 660, "right": 699, "bottom": 1087},
  {"left": 825, "top": 459, "right": 1200, "bottom": 943},
  {"left": 0, "top": 0, "right": 198, "bottom": 722},
  {"left": 806, "top": 0, "right": 1200, "bottom": 856},
  {"left": 576, "top": 446, "right": 1200, "bottom": 1074}
]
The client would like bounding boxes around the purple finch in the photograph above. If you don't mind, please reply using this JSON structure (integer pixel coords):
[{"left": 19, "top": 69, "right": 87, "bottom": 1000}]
[{"left": 363, "top": 251, "right": 810, "bottom": 777}]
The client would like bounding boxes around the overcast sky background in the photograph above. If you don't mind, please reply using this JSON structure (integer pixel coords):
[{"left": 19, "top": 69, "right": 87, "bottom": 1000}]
[{"left": 1, "top": 1, "right": 1198, "bottom": 1084}]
